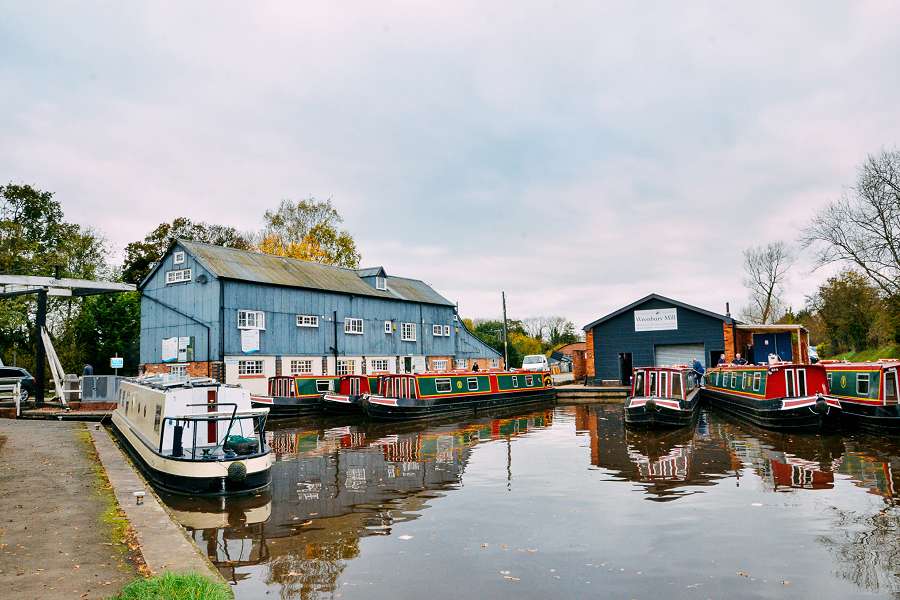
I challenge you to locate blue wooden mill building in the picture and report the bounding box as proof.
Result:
[138,240,501,394]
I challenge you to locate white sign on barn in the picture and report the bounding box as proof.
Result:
[634,308,678,332]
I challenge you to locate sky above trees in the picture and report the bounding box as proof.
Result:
[2,2,899,328]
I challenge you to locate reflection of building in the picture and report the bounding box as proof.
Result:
[838,447,900,502]
[174,410,552,597]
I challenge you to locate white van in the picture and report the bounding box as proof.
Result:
[521,355,549,372]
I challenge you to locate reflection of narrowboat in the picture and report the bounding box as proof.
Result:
[822,361,900,432]
[322,375,381,414]
[362,370,555,420]
[703,364,841,431]
[112,376,273,495]
[250,375,339,417]
[625,365,701,428]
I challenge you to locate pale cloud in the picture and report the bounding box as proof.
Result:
[1,1,899,329]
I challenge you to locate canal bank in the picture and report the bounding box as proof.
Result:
[0,419,225,598]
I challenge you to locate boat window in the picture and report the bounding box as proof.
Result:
[435,378,452,393]
[349,378,360,396]
[649,372,657,396]
[659,372,668,397]
[786,370,796,397]
[797,369,807,397]
[857,373,871,397]
[753,372,762,392]
[633,372,645,396]
[467,377,479,391]
[525,375,534,386]
[512,376,519,388]
[731,373,738,388]
[153,405,162,432]
[316,380,332,393]
[672,373,682,398]
[886,372,898,405]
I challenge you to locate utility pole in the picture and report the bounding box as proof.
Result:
[501,291,509,369]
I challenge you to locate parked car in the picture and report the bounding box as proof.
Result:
[521,355,550,372]
[0,366,36,402]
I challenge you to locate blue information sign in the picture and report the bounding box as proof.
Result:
[110,357,124,369]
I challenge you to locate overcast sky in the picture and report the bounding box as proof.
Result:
[2,2,898,328]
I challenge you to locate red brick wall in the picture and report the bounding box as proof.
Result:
[141,361,221,379]
[585,330,595,380]
[572,350,587,380]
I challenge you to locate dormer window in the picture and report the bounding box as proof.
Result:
[375,276,387,290]
[173,251,185,265]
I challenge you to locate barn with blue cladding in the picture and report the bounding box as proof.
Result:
[138,240,501,395]
[582,294,734,385]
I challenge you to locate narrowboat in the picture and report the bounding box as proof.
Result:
[322,374,381,414]
[822,361,900,432]
[111,376,273,495]
[362,370,555,421]
[624,365,702,428]
[250,375,340,417]
[703,363,841,431]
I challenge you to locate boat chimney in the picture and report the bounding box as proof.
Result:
[725,302,731,318]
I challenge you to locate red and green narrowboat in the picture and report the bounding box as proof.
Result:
[250,375,339,417]
[625,365,702,429]
[823,361,900,432]
[703,363,841,431]
[362,370,555,421]
[322,375,381,414]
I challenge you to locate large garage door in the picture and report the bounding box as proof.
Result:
[655,343,705,367]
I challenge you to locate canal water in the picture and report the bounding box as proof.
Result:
[161,404,900,599]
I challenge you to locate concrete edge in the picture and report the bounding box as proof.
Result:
[87,425,226,586]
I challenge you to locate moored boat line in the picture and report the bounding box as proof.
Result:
[702,363,841,432]
[821,360,900,432]
[624,365,702,429]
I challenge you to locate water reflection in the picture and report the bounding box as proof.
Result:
[161,404,900,599]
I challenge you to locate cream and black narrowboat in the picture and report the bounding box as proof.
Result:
[362,370,555,421]
[703,363,841,431]
[625,365,702,428]
[112,376,273,495]
[250,375,340,417]
[823,361,900,432]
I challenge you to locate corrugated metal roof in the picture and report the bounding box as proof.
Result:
[179,240,454,306]
[356,267,385,278]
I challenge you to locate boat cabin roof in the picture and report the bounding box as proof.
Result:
[820,360,900,370]
[126,375,229,391]
[634,365,694,373]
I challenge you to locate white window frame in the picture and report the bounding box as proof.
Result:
[296,315,319,328]
[456,358,467,369]
[165,268,192,285]
[857,373,871,396]
[753,372,762,392]
[169,364,187,378]
[435,378,452,393]
[238,359,264,375]
[375,275,387,291]
[337,359,356,375]
[433,359,448,372]
[444,325,451,337]
[290,359,313,375]
[731,373,738,388]
[490,358,499,368]
[238,310,265,330]
[316,379,333,393]
[370,359,389,372]
[512,375,519,388]
[401,322,416,342]
[467,377,479,391]
[173,251,185,265]
[344,318,364,335]
[432,324,443,337]
[384,321,393,334]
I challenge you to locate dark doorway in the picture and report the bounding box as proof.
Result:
[618,353,633,386]
[403,356,413,374]
[710,350,724,367]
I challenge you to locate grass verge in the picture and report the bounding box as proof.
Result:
[827,344,900,362]
[76,427,148,575]
[109,572,232,600]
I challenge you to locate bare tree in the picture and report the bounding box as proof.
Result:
[741,242,793,323]
[521,317,549,340]
[803,149,900,298]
